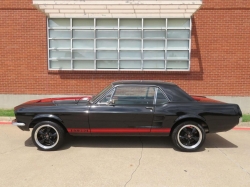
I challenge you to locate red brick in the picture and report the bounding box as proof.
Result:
[0,0,250,96]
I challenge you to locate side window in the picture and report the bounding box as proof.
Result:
[112,86,155,105]
[156,89,169,105]
[146,87,155,98]
[98,89,114,104]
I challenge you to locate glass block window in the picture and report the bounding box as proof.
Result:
[48,18,191,70]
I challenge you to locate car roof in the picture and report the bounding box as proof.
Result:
[112,80,176,87]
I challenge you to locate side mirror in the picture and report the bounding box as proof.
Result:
[107,99,115,106]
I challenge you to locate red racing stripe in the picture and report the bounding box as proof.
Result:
[67,128,90,133]
[3,124,249,131]
[151,128,171,133]
[67,128,171,133]
[91,128,150,133]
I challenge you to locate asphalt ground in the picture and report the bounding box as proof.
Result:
[0,123,250,187]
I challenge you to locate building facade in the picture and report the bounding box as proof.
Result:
[0,0,250,112]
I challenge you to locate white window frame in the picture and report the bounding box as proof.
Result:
[47,18,191,71]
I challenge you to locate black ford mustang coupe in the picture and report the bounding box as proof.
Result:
[13,81,242,152]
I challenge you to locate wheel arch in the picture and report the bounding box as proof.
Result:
[29,114,67,133]
[170,116,209,136]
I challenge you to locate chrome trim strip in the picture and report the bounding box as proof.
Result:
[12,120,25,127]
[154,87,158,105]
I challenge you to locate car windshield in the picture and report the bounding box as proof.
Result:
[90,84,112,103]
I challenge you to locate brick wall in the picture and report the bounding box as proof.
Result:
[0,0,249,96]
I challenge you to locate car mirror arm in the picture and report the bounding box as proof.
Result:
[107,99,115,106]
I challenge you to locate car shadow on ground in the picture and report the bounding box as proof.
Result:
[24,133,237,152]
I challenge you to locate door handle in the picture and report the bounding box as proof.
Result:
[145,107,154,110]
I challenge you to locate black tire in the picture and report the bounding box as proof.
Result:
[31,121,65,151]
[171,121,206,152]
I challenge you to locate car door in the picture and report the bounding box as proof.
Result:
[151,87,172,134]
[88,85,155,135]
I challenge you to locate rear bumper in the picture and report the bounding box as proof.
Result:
[239,117,242,123]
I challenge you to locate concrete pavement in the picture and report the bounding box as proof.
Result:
[0,124,250,187]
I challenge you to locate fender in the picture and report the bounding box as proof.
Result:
[32,114,63,123]
[174,114,206,124]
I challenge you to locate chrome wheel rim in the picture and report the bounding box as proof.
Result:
[34,125,59,150]
[177,125,202,149]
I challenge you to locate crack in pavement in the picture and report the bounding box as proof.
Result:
[217,148,250,177]
[124,137,143,187]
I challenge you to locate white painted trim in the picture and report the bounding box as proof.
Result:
[33,0,202,18]
[33,1,202,5]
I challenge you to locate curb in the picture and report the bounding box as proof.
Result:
[0,117,14,125]
[233,127,250,131]
[238,122,250,127]
[0,122,11,125]
[0,117,15,122]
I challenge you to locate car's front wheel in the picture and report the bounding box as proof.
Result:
[31,121,65,151]
[171,121,206,152]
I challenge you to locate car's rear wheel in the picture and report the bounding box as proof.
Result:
[171,121,206,152]
[31,121,65,151]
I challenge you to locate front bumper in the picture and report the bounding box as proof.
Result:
[12,119,25,127]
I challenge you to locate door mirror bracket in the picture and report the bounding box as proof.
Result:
[107,99,115,106]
